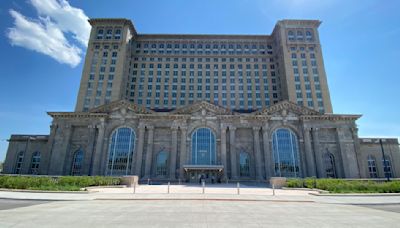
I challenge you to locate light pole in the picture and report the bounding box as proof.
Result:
[379,139,390,182]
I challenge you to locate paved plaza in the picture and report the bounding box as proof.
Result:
[1,184,400,227]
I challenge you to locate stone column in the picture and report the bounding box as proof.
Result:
[220,125,228,180]
[92,121,105,175]
[311,128,324,178]
[262,124,273,179]
[337,127,360,178]
[83,125,96,175]
[49,124,72,175]
[179,127,187,179]
[229,126,238,179]
[169,127,178,180]
[135,124,146,177]
[303,127,316,177]
[44,123,58,174]
[351,127,361,178]
[144,126,154,178]
[253,127,263,180]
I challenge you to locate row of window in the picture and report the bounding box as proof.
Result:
[132,63,275,70]
[132,57,274,63]
[367,155,393,178]
[96,28,122,40]
[13,150,84,176]
[287,30,314,42]
[14,130,393,179]
[135,42,273,51]
[14,151,40,175]
[136,50,273,55]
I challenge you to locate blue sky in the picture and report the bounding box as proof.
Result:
[0,0,399,161]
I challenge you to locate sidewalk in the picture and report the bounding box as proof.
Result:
[1,183,400,206]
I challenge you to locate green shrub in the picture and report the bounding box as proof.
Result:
[286,178,304,188]
[285,178,400,193]
[0,175,121,191]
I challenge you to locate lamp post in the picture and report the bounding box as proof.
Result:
[379,139,390,182]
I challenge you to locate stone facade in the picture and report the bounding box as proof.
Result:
[4,100,399,180]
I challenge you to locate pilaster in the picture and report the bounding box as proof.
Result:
[220,125,228,180]
[92,120,105,175]
[83,125,96,175]
[311,127,324,178]
[49,124,72,175]
[253,126,263,180]
[303,127,316,177]
[134,123,146,177]
[229,126,237,179]
[169,126,178,180]
[179,126,187,179]
[262,124,273,179]
[144,126,154,178]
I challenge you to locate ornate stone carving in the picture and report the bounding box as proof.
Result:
[171,100,234,115]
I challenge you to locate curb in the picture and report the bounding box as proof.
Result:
[93,198,315,203]
[309,192,400,197]
[0,188,90,194]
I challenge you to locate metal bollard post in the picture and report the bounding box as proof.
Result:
[147,178,150,185]
[168,182,170,194]
[272,184,275,196]
[133,183,136,194]
[237,182,240,195]
[179,178,181,185]
[202,181,205,194]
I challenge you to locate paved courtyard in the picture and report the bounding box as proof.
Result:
[1,184,400,227]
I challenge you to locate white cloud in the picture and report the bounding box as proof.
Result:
[6,0,90,68]
[30,0,90,46]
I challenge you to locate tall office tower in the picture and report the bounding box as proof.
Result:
[272,20,332,113]
[75,19,332,113]
[75,19,136,112]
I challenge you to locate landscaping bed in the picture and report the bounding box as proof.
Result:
[286,178,400,193]
[0,175,121,191]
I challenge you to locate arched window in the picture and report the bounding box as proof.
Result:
[14,151,24,174]
[29,151,41,175]
[272,128,300,177]
[156,151,168,177]
[382,156,393,178]
[191,128,216,165]
[297,31,303,40]
[239,152,250,177]
[324,152,336,178]
[367,155,378,178]
[71,150,84,176]
[306,31,313,41]
[288,31,295,41]
[106,127,135,176]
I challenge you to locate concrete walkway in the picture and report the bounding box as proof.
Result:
[1,183,400,205]
[1,184,400,227]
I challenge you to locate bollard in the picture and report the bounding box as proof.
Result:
[237,182,240,195]
[133,183,136,194]
[179,178,181,185]
[202,181,205,194]
[147,178,150,185]
[168,182,170,194]
[272,183,275,196]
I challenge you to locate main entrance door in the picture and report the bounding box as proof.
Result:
[183,165,224,183]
